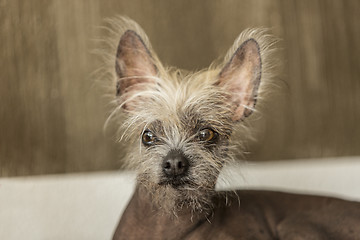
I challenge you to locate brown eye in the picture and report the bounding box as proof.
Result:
[198,128,217,142]
[142,130,157,146]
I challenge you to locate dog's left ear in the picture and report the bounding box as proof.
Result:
[216,39,261,121]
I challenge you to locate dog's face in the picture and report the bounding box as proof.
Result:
[114,29,262,213]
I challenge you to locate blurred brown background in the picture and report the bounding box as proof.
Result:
[0,0,359,177]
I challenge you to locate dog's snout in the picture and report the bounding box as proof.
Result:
[162,150,189,177]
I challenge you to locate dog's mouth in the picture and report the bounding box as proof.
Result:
[158,177,190,188]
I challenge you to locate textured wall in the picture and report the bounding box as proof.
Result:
[1,0,359,176]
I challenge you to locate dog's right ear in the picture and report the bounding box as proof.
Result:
[115,30,158,111]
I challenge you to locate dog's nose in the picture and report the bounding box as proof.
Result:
[162,150,189,177]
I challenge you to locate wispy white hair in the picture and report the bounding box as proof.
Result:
[94,16,279,164]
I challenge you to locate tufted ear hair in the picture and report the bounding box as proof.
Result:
[216,39,262,121]
[115,30,158,111]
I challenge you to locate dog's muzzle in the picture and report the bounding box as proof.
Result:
[161,149,189,186]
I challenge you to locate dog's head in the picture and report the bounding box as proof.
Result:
[107,18,272,213]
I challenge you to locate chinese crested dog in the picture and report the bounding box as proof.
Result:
[99,17,360,240]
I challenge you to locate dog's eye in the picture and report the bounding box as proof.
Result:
[198,128,217,142]
[142,130,157,146]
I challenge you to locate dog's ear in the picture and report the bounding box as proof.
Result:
[115,30,157,111]
[216,39,261,121]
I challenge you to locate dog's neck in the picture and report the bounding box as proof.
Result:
[113,184,211,239]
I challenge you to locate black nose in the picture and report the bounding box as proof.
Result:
[162,150,189,177]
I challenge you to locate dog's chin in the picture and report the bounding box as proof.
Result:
[156,179,217,214]
[137,173,216,214]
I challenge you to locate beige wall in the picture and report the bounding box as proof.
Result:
[1,0,359,176]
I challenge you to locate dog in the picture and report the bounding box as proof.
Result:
[103,17,360,239]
